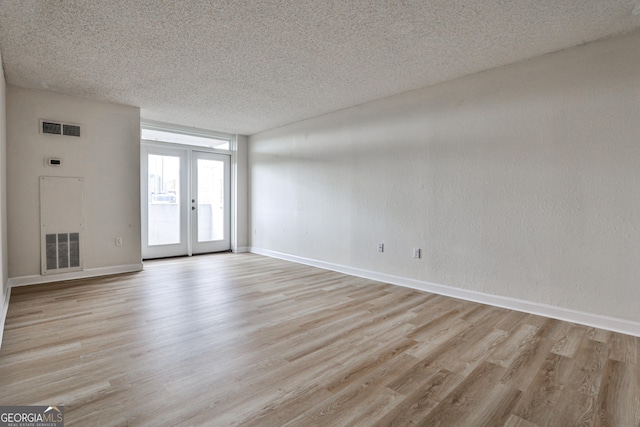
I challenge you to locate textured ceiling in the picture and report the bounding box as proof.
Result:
[1,1,639,135]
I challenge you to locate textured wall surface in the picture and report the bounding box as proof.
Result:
[0,53,7,302]
[7,87,141,278]
[235,135,250,250]
[249,31,640,322]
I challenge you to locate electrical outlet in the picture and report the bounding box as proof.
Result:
[378,242,384,253]
[115,237,123,246]
[413,248,421,258]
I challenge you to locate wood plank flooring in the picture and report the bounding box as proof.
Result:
[0,253,639,426]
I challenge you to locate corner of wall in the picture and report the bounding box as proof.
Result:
[0,287,10,350]
[0,50,8,347]
[233,135,249,250]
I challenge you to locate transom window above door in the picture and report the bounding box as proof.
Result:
[141,125,231,151]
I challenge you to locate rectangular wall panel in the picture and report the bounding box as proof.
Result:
[40,177,84,275]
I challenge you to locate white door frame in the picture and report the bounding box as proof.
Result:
[191,150,231,254]
[141,141,232,259]
[141,144,189,259]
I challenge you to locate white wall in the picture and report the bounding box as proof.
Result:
[249,30,640,324]
[7,87,141,279]
[234,134,249,251]
[0,53,8,314]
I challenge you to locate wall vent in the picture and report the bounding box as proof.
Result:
[45,233,81,270]
[42,121,62,135]
[40,176,84,275]
[40,120,81,137]
[63,124,81,137]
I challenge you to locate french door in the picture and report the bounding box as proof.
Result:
[190,151,230,254]
[142,144,230,259]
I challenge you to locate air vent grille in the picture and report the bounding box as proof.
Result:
[45,232,81,270]
[42,121,62,135]
[40,120,82,137]
[63,124,81,137]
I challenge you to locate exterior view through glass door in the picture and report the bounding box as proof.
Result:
[142,144,230,259]
[192,151,230,254]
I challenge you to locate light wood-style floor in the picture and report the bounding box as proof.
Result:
[1,254,639,426]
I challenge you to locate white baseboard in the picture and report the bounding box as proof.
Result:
[233,246,250,253]
[7,263,144,288]
[0,287,10,351]
[250,247,640,337]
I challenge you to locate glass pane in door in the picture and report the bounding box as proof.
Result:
[147,154,181,245]
[197,158,225,242]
